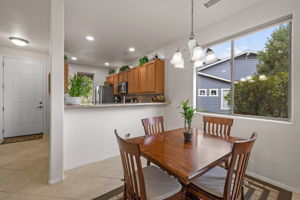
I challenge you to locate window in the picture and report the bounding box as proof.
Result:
[77,72,94,104]
[196,17,291,119]
[209,89,219,97]
[198,89,207,96]
[221,89,230,110]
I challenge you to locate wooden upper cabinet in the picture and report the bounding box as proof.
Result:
[106,75,114,86]
[118,71,128,83]
[139,59,164,94]
[112,74,119,95]
[128,67,140,94]
[64,63,69,93]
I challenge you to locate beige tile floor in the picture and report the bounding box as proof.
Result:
[0,135,299,200]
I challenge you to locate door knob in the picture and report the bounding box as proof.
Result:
[37,106,43,108]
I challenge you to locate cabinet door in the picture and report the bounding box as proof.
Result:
[106,75,113,86]
[139,64,147,93]
[128,67,140,94]
[146,62,156,93]
[113,74,119,95]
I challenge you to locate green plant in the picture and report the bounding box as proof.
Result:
[108,69,116,75]
[119,65,130,73]
[68,74,93,98]
[64,55,68,62]
[179,100,197,133]
[139,56,149,65]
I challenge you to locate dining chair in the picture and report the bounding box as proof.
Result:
[141,116,164,136]
[115,130,183,200]
[203,116,234,137]
[187,132,257,200]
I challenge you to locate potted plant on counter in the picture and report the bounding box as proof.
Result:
[179,100,196,142]
[67,74,93,105]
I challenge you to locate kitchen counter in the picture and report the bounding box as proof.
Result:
[64,102,170,109]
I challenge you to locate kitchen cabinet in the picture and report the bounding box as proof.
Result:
[106,75,113,86]
[112,74,119,95]
[64,63,68,93]
[128,67,140,94]
[118,71,128,83]
[139,59,164,94]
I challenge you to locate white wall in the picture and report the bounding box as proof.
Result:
[68,63,108,86]
[144,0,300,192]
[64,105,166,170]
[0,47,50,138]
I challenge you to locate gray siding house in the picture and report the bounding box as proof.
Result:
[196,51,258,114]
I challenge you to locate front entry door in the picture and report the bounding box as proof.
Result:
[3,57,44,138]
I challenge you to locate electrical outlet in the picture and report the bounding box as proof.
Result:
[125,133,130,138]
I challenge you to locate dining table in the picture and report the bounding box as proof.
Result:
[127,128,242,185]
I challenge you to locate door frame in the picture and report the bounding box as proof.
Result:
[0,55,46,140]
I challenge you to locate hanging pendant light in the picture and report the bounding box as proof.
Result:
[205,48,218,64]
[194,59,204,68]
[192,42,205,61]
[170,49,184,68]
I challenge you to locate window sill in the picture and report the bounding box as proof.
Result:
[196,111,293,125]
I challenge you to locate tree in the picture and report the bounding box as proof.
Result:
[256,24,290,75]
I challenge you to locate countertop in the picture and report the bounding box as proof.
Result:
[64,102,170,109]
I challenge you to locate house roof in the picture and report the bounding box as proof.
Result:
[198,51,257,72]
[198,72,238,83]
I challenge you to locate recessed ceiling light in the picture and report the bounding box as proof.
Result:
[9,37,29,46]
[86,36,94,41]
[71,57,78,61]
[129,47,135,52]
[104,62,109,66]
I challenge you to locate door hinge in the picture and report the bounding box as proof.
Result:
[2,84,4,90]
[2,107,4,112]
[2,62,3,67]
[2,129,4,134]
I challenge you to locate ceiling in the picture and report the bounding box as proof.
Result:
[0,0,50,53]
[0,0,264,68]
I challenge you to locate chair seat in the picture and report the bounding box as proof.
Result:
[191,166,228,198]
[143,166,182,200]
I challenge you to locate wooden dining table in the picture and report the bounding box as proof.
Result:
[127,128,242,185]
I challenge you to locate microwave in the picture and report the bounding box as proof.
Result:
[118,82,128,94]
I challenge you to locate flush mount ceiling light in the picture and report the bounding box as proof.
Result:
[9,37,29,46]
[71,57,78,61]
[104,62,109,66]
[170,0,217,68]
[128,47,135,52]
[86,36,94,41]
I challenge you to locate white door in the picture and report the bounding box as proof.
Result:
[3,57,44,138]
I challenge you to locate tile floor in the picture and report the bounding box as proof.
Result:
[0,135,299,200]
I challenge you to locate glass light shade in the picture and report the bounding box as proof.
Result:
[188,38,197,58]
[170,50,183,66]
[194,60,204,68]
[191,44,205,61]
[174,58,184,68]
[205,48,218,64]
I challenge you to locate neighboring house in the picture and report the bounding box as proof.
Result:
[196,51,258,114]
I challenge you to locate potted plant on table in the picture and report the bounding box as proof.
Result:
[67,74,93,105]
[179,100,197,142]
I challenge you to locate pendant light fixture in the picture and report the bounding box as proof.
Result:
[170,0,218,68]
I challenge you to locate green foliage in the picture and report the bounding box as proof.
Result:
[68,74,93,98]
[139,56,149,65]
[108,69,116,75]
[179,100,197,133]
[256,24,290,75]
[225,72,288,118]
[119,65,130,73]
[64,55,68,62]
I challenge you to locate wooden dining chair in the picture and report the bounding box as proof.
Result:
[141,116,164,136]
[203,116,234,137]
[115,130,183,200]
[187,132,257,200]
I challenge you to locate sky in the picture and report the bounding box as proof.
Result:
[210,22,288,59]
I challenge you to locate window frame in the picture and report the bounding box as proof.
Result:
[194,15,292,122]
[198,89,207,97]
[220,88,230,110]
[209,89,219,97]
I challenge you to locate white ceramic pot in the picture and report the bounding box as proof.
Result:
[67,97,81,105]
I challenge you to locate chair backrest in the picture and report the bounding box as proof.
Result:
[141,116,164,136]
[115,130,147,200]
[203,116,234,137]
[224,132,257,200]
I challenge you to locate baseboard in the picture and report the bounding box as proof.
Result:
[48,175,65,185]
[246,171,300,194]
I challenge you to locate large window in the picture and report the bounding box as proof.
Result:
[196,18,291,120]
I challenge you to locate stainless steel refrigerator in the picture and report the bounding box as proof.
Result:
[94,86,114,104]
